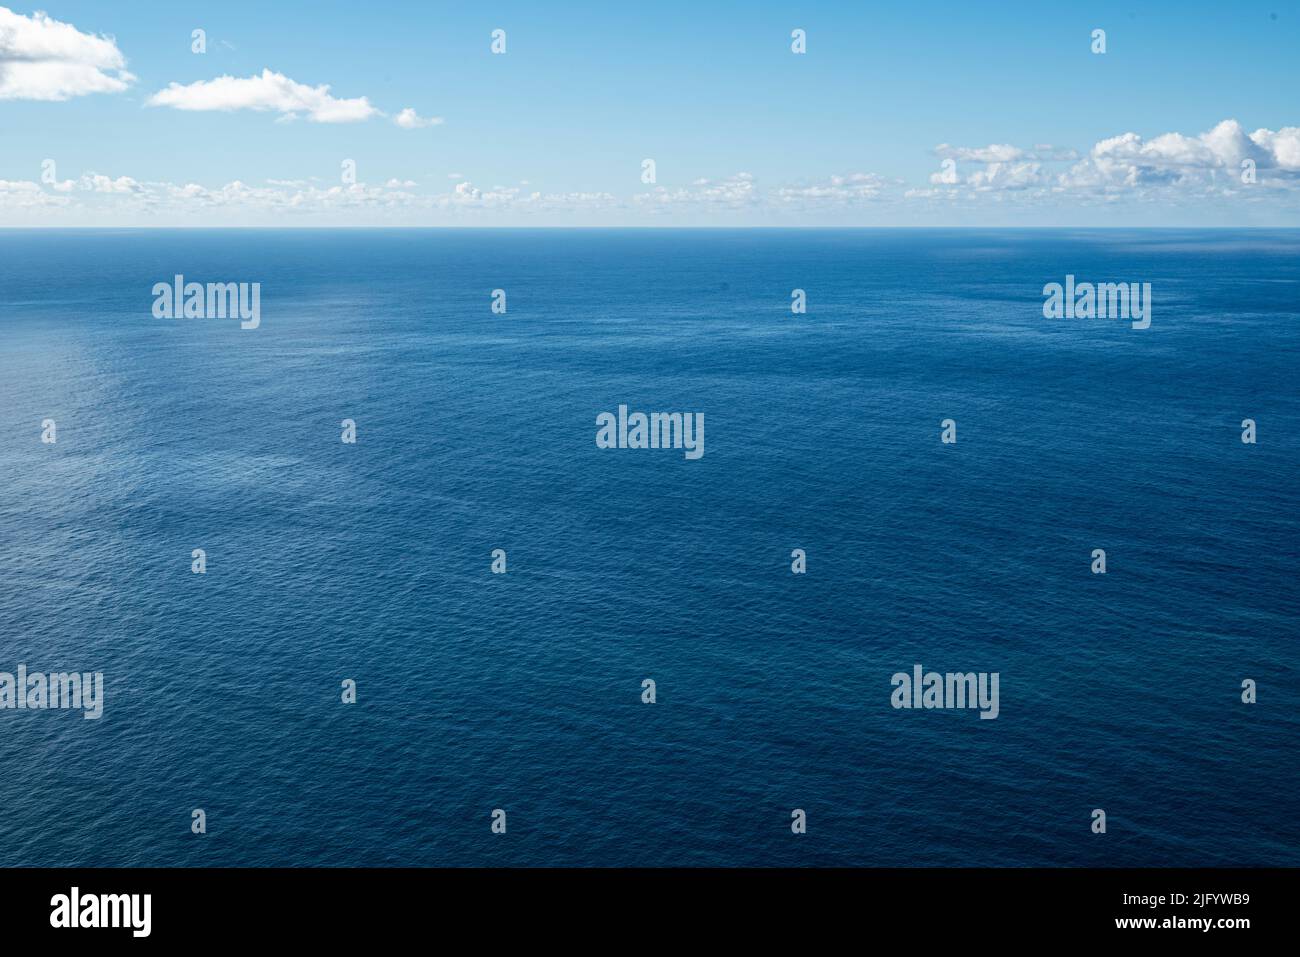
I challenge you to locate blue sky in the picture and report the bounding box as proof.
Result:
[2,1,1298,225]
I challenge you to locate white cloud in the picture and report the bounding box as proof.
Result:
[0,168,894,222]
[1249,126,1300,171]
[0,177,73,208]
[1031,145,1081,162]
[394,107,442,129]
[934,143,1078,164]
[79,173,142,193]
[965,162,1050,191]
[635,172,757,207]
[3,170,622,219]
[935,143,1026,164]
[1060,120,1300,191]
[19,125,1300,224]
[776,172,894,202]
[0,6,133,100]
[923,120,1300,200]
[147,68,378,122]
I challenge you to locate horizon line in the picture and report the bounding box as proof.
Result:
[1,224,1297,231]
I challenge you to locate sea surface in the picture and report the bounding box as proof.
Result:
[0,228,1296,867]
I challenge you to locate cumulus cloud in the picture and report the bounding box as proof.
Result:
[0,168,890,221]
[11,172,620,219]
[1031,145,1081,162]
[79,172,142,194]
[147,68,378,122]
[20,125,1300,224]
[635,172,757,207]
[923,120,1300,200]
[776,172,895,202]
[963,161,1051,191]
[393,107,442,129]
[934,143,1078,164]
[1248,126,1300,171]
[442,181,590,208]
[167,179,416,209]
[934,143,1027,164]
[1040,120,1300,199]
[927,143,1079,190]
[0,177,74,208]
[1064,120,1299,189]
[0,6,133,100]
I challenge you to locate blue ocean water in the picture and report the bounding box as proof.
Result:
[0,228,1296,867]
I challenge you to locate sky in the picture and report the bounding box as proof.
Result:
[1,0,1298,226]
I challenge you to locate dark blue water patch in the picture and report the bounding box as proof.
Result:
[0,228,1296,866]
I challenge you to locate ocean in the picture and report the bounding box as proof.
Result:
[0,228,1296,866]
